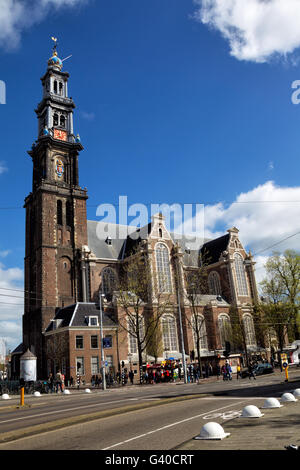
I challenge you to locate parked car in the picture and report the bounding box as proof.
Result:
[253,363,274,376]
[240,362,274,378]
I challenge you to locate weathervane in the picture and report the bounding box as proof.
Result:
[51,36,58,54]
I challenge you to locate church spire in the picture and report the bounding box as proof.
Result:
[48,36,63,71]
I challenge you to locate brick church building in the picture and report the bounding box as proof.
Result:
[17,44,262,381]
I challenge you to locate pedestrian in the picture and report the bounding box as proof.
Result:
[222,364,227,381]
[216,363,221,380]
[70,376,74,387]
[47,372,54,393]
[129,370,134,385]
[55,370,63,393]
[248,362,256,380]
[178,367,182,381]
[61,372,65,391]
[226,363,232,380]
[236,363,241,380]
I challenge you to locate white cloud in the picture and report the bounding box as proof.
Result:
[0,0,88,50]
[177,180,300,284]
[0,260,23,352]
[80,111,96,121]
[193,0,300,63]
[0,162,8,174]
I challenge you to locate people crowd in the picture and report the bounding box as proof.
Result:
[46,357,270,392]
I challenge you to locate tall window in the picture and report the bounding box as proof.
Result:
[208,271,222,295]
[76,335,83,349]
[234,253,248,296]
[91,357,99,375]
[66,200,72,227]
[102,268,117,298]
[76,357,84,375]
[243,314,256,346]
[57,200,63,225]
[192,314,208,350]
[161,315,178,351]
[218,314,231,349]
[156,243,172,293]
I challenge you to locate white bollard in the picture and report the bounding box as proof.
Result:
[194,422,230,440]
[261,397,282,409]
[240,405,264,418]
[280,392,297,403]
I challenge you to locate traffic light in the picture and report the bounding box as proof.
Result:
[223,341,231,358]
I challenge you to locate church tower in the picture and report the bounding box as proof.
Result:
[23,40,88,377]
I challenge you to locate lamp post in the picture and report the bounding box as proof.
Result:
[99,290,106,391]
[175,247,187,384]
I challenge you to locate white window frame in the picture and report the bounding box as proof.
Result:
[155,243,172,293]
[234,252,248,296]
[161,314,178,352]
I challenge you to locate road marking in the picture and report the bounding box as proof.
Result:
[102,401,246,450]
[0,398,141,425]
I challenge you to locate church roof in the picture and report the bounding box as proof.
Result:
[87,220,229,267]
[200,234,230,264]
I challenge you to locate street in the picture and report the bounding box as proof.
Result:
[0,368,299,451]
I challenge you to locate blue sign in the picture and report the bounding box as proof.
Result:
[103,337,112,349]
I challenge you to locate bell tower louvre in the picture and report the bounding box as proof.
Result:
[23,40,88,377]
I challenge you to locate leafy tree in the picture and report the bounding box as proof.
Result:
[261,250,300,340]
[115,248,172,378]
[181,250,210,377]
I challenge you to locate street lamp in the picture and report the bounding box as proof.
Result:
[99,290,106,391]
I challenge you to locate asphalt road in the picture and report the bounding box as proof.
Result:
[0,368,299,451]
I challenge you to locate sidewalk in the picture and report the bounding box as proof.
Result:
[178,383,300,450]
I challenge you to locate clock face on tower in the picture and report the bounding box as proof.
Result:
[54,128,67,141]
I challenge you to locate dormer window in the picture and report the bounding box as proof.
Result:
[88,316,99,327]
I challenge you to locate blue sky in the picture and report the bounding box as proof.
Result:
[0,0,300,350]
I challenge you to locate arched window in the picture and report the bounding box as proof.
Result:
[101,267,117,298]
[59,82,63,96]
[53,113,59,127]
[60,115,66,128]
[54,80,58,94]
[57,200,63,226]
[243,314,256,346]
[159,228,163,238]
[58,257,72,297]
[218,314,231,349]
[66,200,72,227]
[192,314,208,350]
[156,243,172,293]
[161,315,178,351]
[234,253,248,296]
[208,271,222,295]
